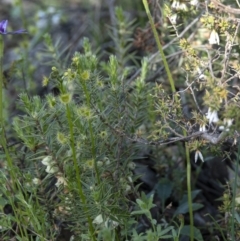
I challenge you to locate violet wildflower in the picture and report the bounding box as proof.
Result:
[0,20,27,35]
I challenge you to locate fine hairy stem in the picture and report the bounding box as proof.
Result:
[66,104,96,241]
[81,79,101,185]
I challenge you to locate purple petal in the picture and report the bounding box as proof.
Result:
[7,29,28,34]
[0,20,8,34]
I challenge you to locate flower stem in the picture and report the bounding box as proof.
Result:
[66,104,96,241]
[185,137,194,241]
[142,0,176,95]
[231,143,240,240]
[81,80,100,185]
[0,35,3,124]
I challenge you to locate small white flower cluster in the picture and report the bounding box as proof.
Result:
[41,156,67,188]
[171,1,188,11]
[199,108,234,133]
[206,108,219,124]
[196,108,234,163]
[169,0,198,25]
[55,175,67,188]
[41,156,59,174]
[93,214,119,228]
[219,118,234,132]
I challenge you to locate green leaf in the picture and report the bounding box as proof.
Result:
[174,202,204,216]
[179,190,202,205]
[234,211,240,223]
[155,178,173,203]
[157,225,173,236]
[180,225,203,241]
[131,210,148,216]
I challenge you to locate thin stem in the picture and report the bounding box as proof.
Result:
[0,35,3,124]
[81,80,100,184]
[0,35,18,191]
[185,136,194,241]
[142,0,176,95]
[66,104,96,241]
[231,143,240,240]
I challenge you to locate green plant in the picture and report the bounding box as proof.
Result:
[1,1,240,240]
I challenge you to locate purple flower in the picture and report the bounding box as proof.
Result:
[0,20,27,35]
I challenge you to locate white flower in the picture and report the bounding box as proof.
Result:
[45,165,59,174]
[171,0,180,9]
[42,156,59,174]
[178,3,187,11]
[104,157,111,165]
[128,162,136,170]
[197,68,206,80]
[206,108,219,124]
[195,150,204,163]
[219,118,234,132]
[93,214,103,225]
[105,218,119,228]
[55,176,67,187]
[169,14,178,25]
[208,30,220,45]
[171,1,187,11]
[41,156,53,166]
[190,0,199,6]
[233,137,237,145]
[235,197,240,204]
[199,124,206,132]
[32,178,41,185]
[199,74,206,80]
